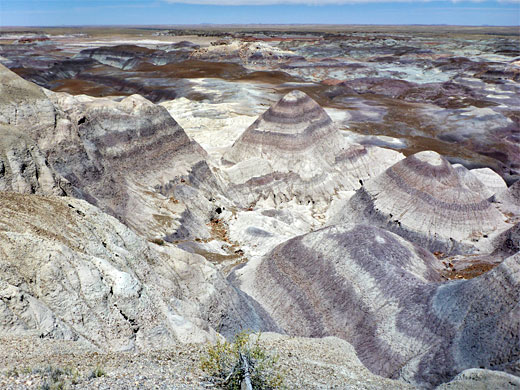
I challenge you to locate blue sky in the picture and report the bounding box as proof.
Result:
[1,0,519,27]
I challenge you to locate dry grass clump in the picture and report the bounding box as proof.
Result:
[201,331,284,389]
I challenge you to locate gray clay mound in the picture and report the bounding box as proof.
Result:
[0,64,226,241]
[337,150,509,254]
[224,90,346,166]
[222,90,402,206]
[238,224,520,388]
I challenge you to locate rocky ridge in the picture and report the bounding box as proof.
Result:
[0,191,279,348]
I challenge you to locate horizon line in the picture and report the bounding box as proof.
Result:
[1,23,519,28]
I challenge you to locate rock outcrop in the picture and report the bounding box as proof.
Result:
[0,63,57,137]
[0,191,207,349]
[44,91,222,240]
[0,124,68,195]
[0,63,226,242]
[234,224,520,387]
[334,151,509,254]
[0,191,275,349]
[222,90,403,207]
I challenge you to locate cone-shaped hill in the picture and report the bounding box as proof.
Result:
[224,90,345,170]
[335,150,509,254]
[222,90,403,207]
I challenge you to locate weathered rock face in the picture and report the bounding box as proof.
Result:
[222,90,403,207]
[0,191,207,349]
[0,124,68,196]
[335,151,509,254]
[0,64,225,242]
[44,91,221,240]
[0,191,275,349]
[496,179,520,218]
[235,224,520,387]
[0,63,57,137]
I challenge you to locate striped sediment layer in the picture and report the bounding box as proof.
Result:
[44,92,220,241]
[224,90,346,169]
[236,224,519,388]
[0,64,223,241]
[339,150,509,254]
[50,93,205,186]
[223,90,403,206]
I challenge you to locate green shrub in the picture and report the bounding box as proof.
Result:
[89,365,106,379]
[201,331,284,389]
[40,367,65,390]
[6,368,19,378]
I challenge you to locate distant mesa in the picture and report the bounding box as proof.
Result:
[75,44,190,70]
[235,223,520,387]
[222,90,403,207]
[191,40,298,64]
[334,150,510,254]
